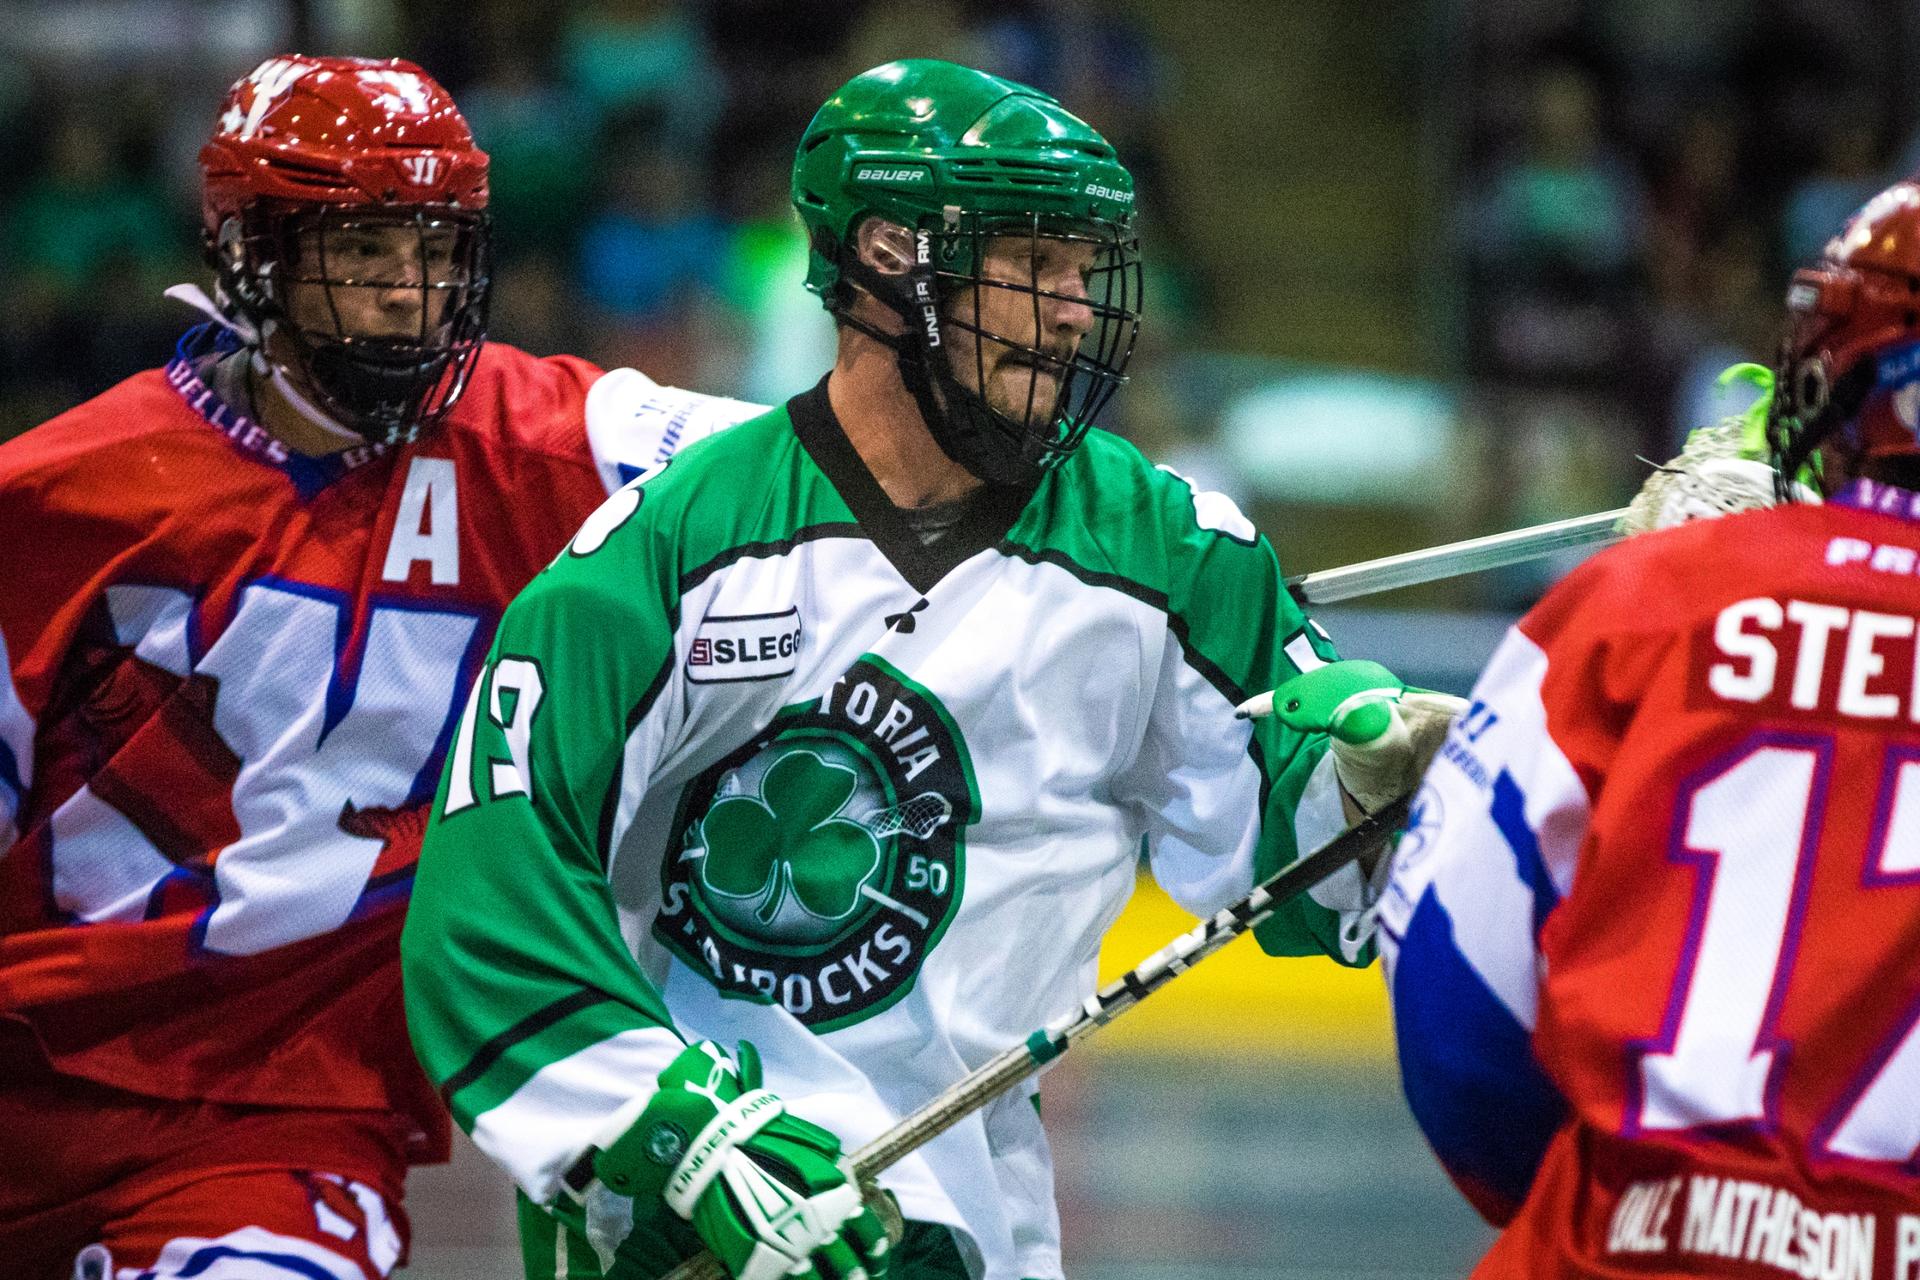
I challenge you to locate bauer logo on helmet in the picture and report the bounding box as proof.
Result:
[855,166,930,184]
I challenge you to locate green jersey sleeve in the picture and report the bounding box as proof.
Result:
[402,484,687,1204]
[1092,453,1360,965]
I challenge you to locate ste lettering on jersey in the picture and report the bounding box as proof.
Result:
[0,334,663,1165]
[1381,486,1920,1280]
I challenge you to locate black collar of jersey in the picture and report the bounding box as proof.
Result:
[787,374,1037,594]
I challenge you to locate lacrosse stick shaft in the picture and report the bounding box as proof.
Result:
[1287,508,1627,605]
[660,793,1413,1280]
[855,790,1408,1171]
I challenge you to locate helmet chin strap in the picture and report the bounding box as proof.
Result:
[834,241,1042,489]
[833,250,965,438]
[164,282,363,449]
[253,343,365,447]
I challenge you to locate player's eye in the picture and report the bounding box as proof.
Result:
[982,255,1025,284]
[336,236,387,260]
[1037,249,1093,294]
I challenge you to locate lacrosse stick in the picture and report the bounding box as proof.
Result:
[1287,508,1628,605]
[661,791,1414,1280]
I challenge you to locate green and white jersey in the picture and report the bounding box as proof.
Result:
[404,380,1364,1280]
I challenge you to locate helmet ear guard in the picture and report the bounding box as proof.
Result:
[857,219,919,278]
[1769,344,1868,501]
[823,215,942,362]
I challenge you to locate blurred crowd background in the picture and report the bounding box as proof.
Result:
[10,3,1913,1276]
[8,0,1918,616]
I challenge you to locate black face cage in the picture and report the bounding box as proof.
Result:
[924,212,1141,484]
[218,205,492,445]
[1769,340,1872,501]
[1768,347,1826,502]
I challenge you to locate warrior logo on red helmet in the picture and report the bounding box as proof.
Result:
[401,156,444,187]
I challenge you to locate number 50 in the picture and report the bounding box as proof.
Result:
[905,854,948,896]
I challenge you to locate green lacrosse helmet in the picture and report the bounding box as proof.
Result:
[791,59,1142,486]
[794,60,1137,298]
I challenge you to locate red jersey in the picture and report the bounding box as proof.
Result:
[1381,479,1920,1279]
[0,324,755,1163]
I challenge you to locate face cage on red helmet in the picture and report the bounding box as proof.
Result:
[1766,267,1920,500]
[215,203,492,445]
[1767,344,1840,501]
[919,213,1141,486]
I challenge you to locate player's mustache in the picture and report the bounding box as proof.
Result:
[998,346,1077,372]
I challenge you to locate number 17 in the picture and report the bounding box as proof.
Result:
[1628,734,1920,1166]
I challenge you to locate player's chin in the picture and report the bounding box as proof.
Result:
[350,317,444,342]
[986,369,1065,426]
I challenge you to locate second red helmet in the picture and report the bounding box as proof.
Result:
[198,55,492,444]
[1772,181,1920,492]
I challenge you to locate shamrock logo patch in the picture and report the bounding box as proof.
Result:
[658,656,976,1029]
[694,750,885,945]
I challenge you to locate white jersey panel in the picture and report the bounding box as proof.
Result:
[1379,626,1569,1026]
[472,1025,687,1203]
[1132,642,1262,917]
[597,540,1198,1280]
[583,369,765,495]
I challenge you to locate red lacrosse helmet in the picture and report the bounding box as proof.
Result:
[1771,181,1920,493]
[198,55,492,444]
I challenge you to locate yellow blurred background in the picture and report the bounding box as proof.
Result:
[1094,874,1393,1062]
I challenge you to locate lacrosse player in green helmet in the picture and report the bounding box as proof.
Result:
[404,59,1455,1280]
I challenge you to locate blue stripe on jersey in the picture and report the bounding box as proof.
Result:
[1392,887,1567,1224]
[155,1243,346,1279]
[1490,769,1562,937]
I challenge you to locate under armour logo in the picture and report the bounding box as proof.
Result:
[400,155,442,186]
[883,599,929,633]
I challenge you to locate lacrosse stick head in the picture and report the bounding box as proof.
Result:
[1771,180,1920,496]
[1618,418,1814,536]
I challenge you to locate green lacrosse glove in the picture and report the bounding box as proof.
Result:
[590,1041,890,1280]
[1237,660,1465,815]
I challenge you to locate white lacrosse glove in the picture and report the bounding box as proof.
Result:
[1619,364,1818,536]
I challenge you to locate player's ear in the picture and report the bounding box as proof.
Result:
[853,218,916,279]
